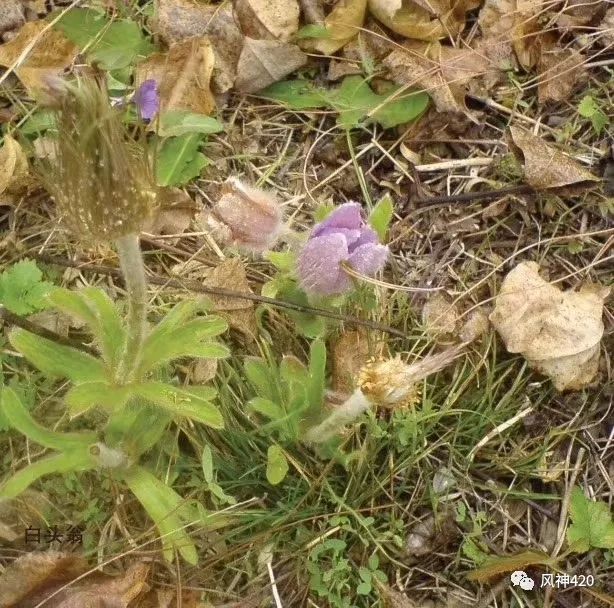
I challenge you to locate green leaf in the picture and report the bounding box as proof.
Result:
[294,24,332,39]
[64,382,131,416]
[307,338,326,413]
[248,397,285,421]
[0,449,96,499]
[356,581,371,595]
[9,329,107,383]
[368,194,394,241]
[0,260,53,315]
[20,110,57,135]
[266,444,289,485]
[56,9,154,70]
[155,134,208,186]
[567,487,614,552]
[133,382,224,428]
[158,110,224,137]
[265,251,297,272]
[138,317,228,374]
[279,355,309,388]
[0,386,96,450]
[244,357,275,401]
[207,481,237,505]
[260,80,327,109]
[49,287,125,370]
[276,281,327,338]
[358,567,372,583]
[122,466,198,564]
[201,445,214,483]
[578,95,599,117]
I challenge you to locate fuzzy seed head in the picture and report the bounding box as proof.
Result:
[39,76,159,243]
[358,357,421,409]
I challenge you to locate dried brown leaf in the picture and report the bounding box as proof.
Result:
[154,0,243,93]
[0,21,77,97]
[421,293,459,341]
[136,37,216,116]
[384,41,485,114]
[537,48,586,104]
[190,357,218,383]
[369,0,478,42]
[599,7,614,46]
[466,550,554,582]
[490,262,609,390]
[0,0,24,37]
[0,134,30,204]
[331,328,371,392]
[305,0,367,55]
[233,0,300,41]
[142,187,198,240]
[234,37,307,93]
[508,126,600,189]
[376,582,419,608]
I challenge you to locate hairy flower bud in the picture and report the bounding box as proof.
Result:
[211,177,282,252]
[39,76,158,243]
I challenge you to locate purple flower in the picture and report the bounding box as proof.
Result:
[297,202,389,296]
[134,79,159,120]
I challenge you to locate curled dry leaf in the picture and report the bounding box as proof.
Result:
[233,0,300,41]
[537,47,586,104]
[421,293,459,342]
[0,21,77,97]
[136,37,216,116]
[384,41,488,114]
[490,262,610,391]
[235,37,307,93]
[304,0,367,55]
[0,134,29,204]
[369,0,478,42]
[154,0,243,93]
[508,126,600,190]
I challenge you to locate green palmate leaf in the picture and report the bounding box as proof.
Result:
[133,382,223,428]
[567,487,614,552]
[248,397,285,421]
[158,110,224,137]
[9,329,106,383]
[0,449,97,498]
[155,134,208,186]
[122,466,198,564]
[56,9,154,70]
[64,382,131,417]
[368,194,394,241]
[138,317,228,374]
[49,287,126,369]
[0,260,53,315]
[266,444,289,485]
[0,386,96,450]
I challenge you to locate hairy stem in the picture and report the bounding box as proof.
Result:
[304,389,372,444]
[115,233,147,383]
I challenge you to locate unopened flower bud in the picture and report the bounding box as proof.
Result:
[211,177,282,252]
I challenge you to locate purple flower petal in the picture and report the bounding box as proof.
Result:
[297,234,351,296]
[349,225,378,252]
[312,202,363,238]
[347,243,389,277]
[134,79,159,120]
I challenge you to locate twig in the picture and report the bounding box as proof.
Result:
[414,158,494,172]
[412,184,535,207]
[32,254,409,339]
[0,305,98,356]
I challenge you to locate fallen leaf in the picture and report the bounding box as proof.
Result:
[475,0,517,70]
[234,38,307,94]
[375,582,419,607]
[537,48,586,104]
[369,0,478,42]
[136,37,216,116]
[598,7,614,46]
[0,21,77,97]
[489,262,610,390]
[458,309,490,343]
[191,357,218,383]
[508,126,600,189]
[0,134,30,203]
[233,0,300,41]
[305,0,367,55]
[154,0,243,93]
[466,550,555,582]
[557,0,607,29]
[384,41,485,114]
[421,293,459,342]
[331,328,371,392]
[142,187,198,240]
[0,0,24,38]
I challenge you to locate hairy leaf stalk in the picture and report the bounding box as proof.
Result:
[115,234,147,384]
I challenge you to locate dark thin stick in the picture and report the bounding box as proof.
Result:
[0,306,98,356]
[412,184,536,207]
[33,254,409,339]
